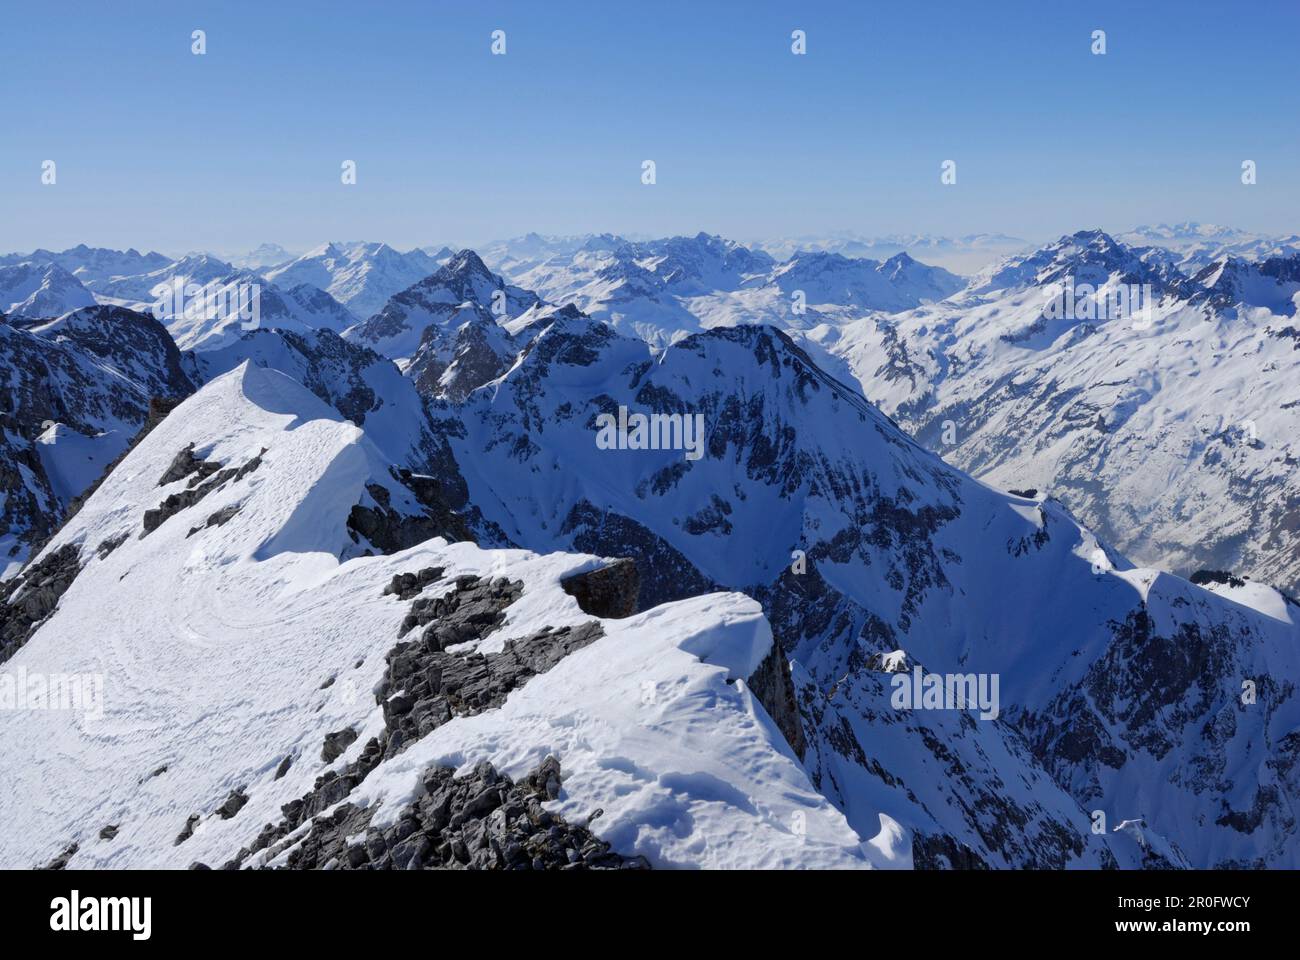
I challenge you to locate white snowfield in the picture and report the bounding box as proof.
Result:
[0,363,874,870]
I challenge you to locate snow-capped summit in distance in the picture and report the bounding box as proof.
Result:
[345,249,539,360]
[0,261,97,319]
[750,232,1031,273]
[226,243,298,271]
[1118,222,1300,272]
[262,242,445,320]
[492,232,965,347]
[0,244,174,290]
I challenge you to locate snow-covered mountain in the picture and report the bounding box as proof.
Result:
[1118,222,1300,272]
[0,360,871,870]
[498,233,963,347]
[414,309,1300,867]
[345,250,539,360]
[154,271,358,352]
[263,242,442,320]
[0,306,195,576]
[227,243,296,271]
[0,245,174,291]
[752,232,1030,274]
[93,253,237,306]
[812,229,1300,597]
[0,262,98,319]
[6,229,1300,872]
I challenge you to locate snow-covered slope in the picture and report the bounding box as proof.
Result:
[420,308,1300,867]
[812,229,1300,597]
[154,271,358,352]
[92,253,236,306]
[0,362,871,870]
[264,242,441,320]
[0,262,98,319]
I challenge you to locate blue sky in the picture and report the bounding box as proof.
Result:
[2,0,1297,255]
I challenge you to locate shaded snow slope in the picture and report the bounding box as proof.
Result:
[430,309,1300,867]
[812,230,1300,597]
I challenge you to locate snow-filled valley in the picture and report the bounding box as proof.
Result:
[4,224,1300,870]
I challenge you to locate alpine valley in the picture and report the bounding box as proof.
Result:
[2,225,1299,871]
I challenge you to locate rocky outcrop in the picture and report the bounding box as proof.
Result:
[561,501,719,611]
[346,470,474,554]
[0,543,80,666]
[745,640,807,760]
[224,572,610,869]
[560,559,640,618]
[142,447,263,536]
[281,756,648,871]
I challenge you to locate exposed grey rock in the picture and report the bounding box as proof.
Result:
[187,503,241,537]
[283,756,648,871]
[347,471,474,554]
[225,575,607,869]
[560,559,640,618]
[40,842,78,870]
[382,565,445,601]
[99,825,119,841]
[746,640,808,760]
[157,443,220,487]
[217,788,249,820]
[142,448,263,536]
[0,543,81,666]
[561,501,720,610]
[320,727,359,764]
[174,814,200,846]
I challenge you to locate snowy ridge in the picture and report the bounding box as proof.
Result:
[0,363,869,870]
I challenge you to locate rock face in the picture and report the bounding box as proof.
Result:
[142,448,263,536]
[560,559,640,618]
[224,572,610,869]
[346,473,473,554]
[0,544,80,666]
[745,641,807,760]
[282,757,648,871]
